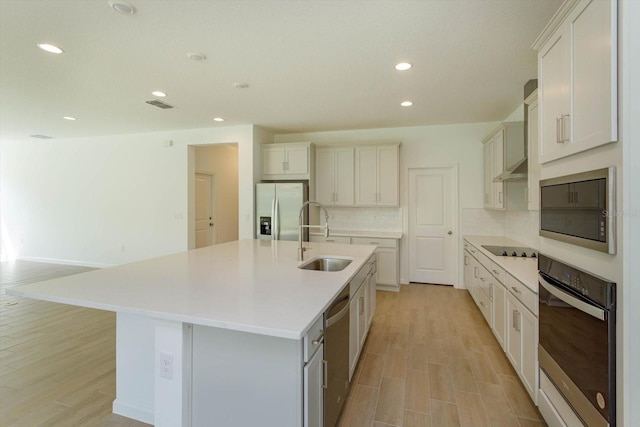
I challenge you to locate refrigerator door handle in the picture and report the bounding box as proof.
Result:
[274,198,279,240]
[271,198,276,240]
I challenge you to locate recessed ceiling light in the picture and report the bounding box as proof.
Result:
[395,62,412,71]
[151,91,167,97]
[108,0,137,15]
[213,117,225,122]
[233,83,249,89]
[187,52,206,62]
[37,43,64,54]
[401,101,413,107]
[63,116,76,121]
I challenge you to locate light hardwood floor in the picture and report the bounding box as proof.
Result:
[1,260,544,427]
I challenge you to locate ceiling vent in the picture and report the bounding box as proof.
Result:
[30,134,54,139]
[145,99,174,109]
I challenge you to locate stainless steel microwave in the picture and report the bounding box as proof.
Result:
[539,167,616,254]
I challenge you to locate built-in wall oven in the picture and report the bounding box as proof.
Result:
[538,254,616,426]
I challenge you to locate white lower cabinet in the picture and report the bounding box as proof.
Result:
[375,247,398,287]
[349,281,366,379]
[464,239,539,405]
[304,342,324,427]
[505,282,539,403]
[492,280,506,350]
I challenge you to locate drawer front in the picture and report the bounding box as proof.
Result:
[467,244,480,259]
[506,273,537,316]
[477,264,493,300]
[351,237,397,248]
[309,235,351,244]
[303,315,324,363]
[489,261,506,284]
[463,240,470,251]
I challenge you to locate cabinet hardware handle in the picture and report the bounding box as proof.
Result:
[492,269,499,275]
[480,301,485,307]
[474,267,478,279]
[480,277,486,282]
[312,332,324,345]
[511,286,521,294]
[513,310,521,332]
[464,256,468,266]
[322,360,328,389]
[359,297,364,315]
[498,191,503,204]
[562,114,571,142]
[574,191,579,203]
[556,116,563,143]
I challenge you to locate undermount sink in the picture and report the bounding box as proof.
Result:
[298,257,352,272]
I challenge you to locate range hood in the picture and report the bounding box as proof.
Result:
[493,157,527,182]
[493,79,537,183]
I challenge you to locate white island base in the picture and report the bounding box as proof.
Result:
[8,240,376,427]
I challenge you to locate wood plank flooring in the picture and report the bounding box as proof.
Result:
[339,284,546,427]
[1,260,544,426]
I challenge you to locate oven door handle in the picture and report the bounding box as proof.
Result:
[538,274,605,320]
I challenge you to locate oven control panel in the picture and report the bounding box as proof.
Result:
[538,253,615,309]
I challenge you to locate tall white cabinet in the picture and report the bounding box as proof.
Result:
[354,145,399,207]
[315,147,354,206]
[525,89,540,211]
[534,0,617,163]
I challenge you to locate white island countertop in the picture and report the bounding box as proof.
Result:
[8,239,376,340]
[463,235,538,293]
[310,229,402,239]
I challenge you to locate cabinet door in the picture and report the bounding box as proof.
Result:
[506,294,522,372]
[377,145,399,206]
[570,0,617,151]
[483,143,493,208]
[367,272,376,327]
[304,343,324,427]
[334,148,354,205]
[463,251,472,291]
[492,132,505,210]
[355,147,378,205]
[349,295,359,379]
[376,248,398,286]
[315,148,335,204]
[526,94,540,210]
[286,146,309,175]
[539,30,570,164]
[357,285,366,345]
[492,281,506,350]
[263,146,286,175]
[520,307,538,402]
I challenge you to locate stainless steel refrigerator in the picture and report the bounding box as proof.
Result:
[256,182,308,241]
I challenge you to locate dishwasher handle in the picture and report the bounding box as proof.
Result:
[325,295,349,328]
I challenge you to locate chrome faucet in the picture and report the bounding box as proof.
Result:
[298,201,330,261]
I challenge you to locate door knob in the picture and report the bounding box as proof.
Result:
[448,231,453,235]
[209,223,213,227]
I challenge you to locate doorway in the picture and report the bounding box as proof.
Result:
[408,166,458,285]
[195,173,216,248]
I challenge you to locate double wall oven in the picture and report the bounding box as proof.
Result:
[538,254,616,427]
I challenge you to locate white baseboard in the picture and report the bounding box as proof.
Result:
[18,256,115,269]
[376,283,400,292]
[112,399,154,425]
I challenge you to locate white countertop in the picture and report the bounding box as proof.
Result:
[311,229,402,239]
[7,240,376,340]
[463,235,538,293]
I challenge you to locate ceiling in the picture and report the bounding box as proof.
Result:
[0,0,562,141]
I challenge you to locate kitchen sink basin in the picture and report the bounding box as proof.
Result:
[298,257,352,272]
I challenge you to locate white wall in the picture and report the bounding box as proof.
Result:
[275,122,498,285]
[195,145,239,244]
[1,125,257,266]
[621,1,639,425]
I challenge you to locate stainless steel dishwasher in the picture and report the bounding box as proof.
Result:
[323,285,350,427]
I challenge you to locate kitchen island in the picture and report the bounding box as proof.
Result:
[8,239,376,427]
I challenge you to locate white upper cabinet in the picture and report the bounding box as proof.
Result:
[534,0,617,164]
[315,147,354,206]
[483,123,525,210]
[525,89,540,210]
[262,142,313,180]
[354,144,399,207]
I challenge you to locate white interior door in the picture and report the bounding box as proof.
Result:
[195,173,215,248]
[409,167,457,285]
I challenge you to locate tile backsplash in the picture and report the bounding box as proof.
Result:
[325,207,402,231]
[462,208,540,249]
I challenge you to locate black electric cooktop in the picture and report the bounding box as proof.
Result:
[481,245,538,258]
